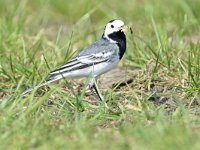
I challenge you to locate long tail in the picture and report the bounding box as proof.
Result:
[22,73,64,96]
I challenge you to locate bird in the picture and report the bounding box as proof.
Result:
[22,19,128,103]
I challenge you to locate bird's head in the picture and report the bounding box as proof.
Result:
[103,19,128,42]
[104,20,128,34]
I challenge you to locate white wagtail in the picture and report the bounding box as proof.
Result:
[23,19,128,102]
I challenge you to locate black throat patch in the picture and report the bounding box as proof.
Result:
[106,31,126,59]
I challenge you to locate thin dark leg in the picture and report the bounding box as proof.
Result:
[89,79,108,108]
[89,82,101,105]
[93,82,103,101]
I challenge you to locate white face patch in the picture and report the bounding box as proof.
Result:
[103,20,125,42]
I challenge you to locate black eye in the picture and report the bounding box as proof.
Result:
[111,24,114,28]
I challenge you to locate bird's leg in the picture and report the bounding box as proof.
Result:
[89,78,108,108]
[89,81,101,105]
[93,80,104,102]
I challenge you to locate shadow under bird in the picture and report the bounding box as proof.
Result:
[23,19,129,102]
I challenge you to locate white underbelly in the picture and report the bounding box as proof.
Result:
[63,61,118,78]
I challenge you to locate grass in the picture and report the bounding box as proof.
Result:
[1,0,200,149]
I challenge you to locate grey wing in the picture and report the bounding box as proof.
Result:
[49,39,118,75]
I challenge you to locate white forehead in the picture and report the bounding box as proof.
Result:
[108,20,124,27]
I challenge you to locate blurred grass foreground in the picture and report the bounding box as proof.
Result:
[0,0,200,149]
